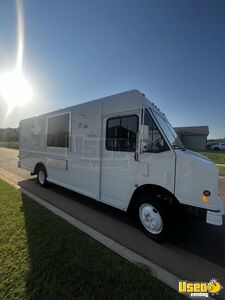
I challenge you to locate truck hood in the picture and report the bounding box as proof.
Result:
[186,150,214,164]
[175,150,220,211]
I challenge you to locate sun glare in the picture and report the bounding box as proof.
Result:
[0,0,33,112]
[0,70,33,107]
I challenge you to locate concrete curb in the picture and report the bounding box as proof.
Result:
[0,174,216,300]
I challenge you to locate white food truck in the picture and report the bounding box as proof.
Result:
[18,90,224,241]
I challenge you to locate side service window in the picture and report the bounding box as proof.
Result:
[144,110,169,153]
[47,113,70,148]
[106,115,138,152]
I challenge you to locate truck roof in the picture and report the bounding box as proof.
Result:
[20,89,166,123]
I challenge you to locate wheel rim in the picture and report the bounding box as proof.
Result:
[38,170,45,185]
[139,203,163,234]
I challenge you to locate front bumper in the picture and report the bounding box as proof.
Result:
[206,198,224,226]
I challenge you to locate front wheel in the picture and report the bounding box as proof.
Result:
[37,166,48,187]
[137,195,170,242]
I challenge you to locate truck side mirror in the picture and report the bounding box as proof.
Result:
[142,125,149,141]
[140,125,149,153]
[141,142,148,152]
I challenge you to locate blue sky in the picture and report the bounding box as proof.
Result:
[0,0,224,138]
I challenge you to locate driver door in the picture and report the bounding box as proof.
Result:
[137,109,176,195]
[100,113,140,209]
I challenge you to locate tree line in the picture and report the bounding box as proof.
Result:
[0,128,19,142]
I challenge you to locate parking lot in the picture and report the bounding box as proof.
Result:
[1,147,225,299]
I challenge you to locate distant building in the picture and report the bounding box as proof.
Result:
[174,126,209,151]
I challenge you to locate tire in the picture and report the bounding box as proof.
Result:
[137,194,170,242]
[214,147,219,151]
[37,166,48,187]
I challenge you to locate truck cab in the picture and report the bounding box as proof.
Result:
[127,96,224,240]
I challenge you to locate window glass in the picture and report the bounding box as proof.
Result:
[151,110,184,149]
[144,110,169,152]
[47,113,70,147]
[106,115,138,152]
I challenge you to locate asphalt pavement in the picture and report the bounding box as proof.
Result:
[1,147,225,299]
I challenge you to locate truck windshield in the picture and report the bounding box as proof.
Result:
[150,109,185,150]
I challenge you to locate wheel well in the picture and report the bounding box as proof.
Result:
[127,184,179,213]
[33,162,46,175]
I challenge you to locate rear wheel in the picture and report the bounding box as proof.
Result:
[37,166,48,187]
[214,147,219,150]
[137,195,170,242]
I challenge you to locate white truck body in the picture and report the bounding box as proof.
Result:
[19,90,224,228]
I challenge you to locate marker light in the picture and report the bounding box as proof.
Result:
[202,190,211,202]
[202,195,209,202]
[203,190,211,197]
